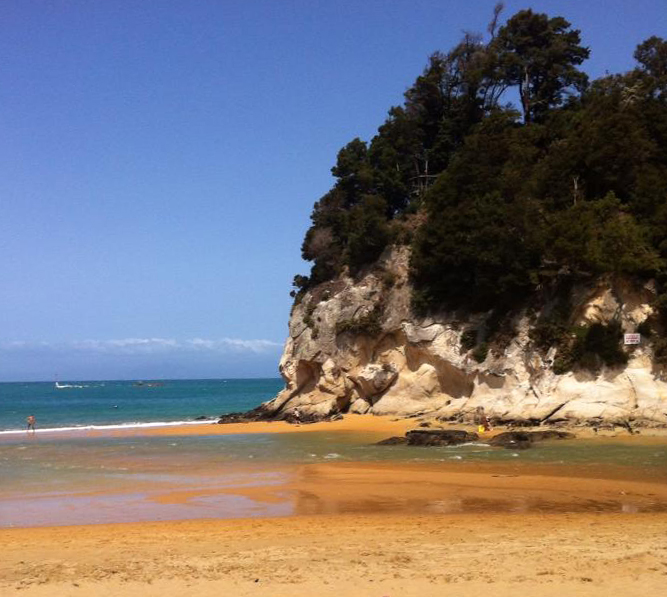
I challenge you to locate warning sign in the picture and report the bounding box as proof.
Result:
[624,333,641,345]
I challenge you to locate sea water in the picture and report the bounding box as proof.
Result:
[0,378,282,433]
[2,429,667,526]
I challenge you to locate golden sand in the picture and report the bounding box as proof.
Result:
[106,413,418,438]
[3,512,667,596]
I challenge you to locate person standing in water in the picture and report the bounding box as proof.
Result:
[26,415,36,433]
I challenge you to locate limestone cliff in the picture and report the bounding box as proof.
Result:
[265,247,667,427]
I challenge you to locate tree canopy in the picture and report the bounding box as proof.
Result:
[293,9,667,325]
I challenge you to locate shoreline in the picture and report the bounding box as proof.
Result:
[3,412,667,443]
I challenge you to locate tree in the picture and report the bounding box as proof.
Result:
[368,106,423,214]
[634,36,667,79]
[492,10,589,123]
[410,110,541,310]
[346,195,392,274]
[295,11,666,318]
[548,193,662,275]
[330,138,374,207]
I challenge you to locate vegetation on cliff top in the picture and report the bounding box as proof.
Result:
[293,6,667,364]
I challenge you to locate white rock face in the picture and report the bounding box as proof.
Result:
[265,247,667,426]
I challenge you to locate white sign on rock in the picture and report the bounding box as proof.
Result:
[624,333,641,345]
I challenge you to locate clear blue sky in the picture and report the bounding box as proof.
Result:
[1,0,665,381]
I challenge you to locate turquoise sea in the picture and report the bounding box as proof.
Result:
[0,378,282,433]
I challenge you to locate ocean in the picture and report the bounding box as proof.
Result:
[0,378,282,434]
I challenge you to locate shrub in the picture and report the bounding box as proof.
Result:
[653,337,667,365]
[335,307,383,337]
[553,322,627,374]
[472,342,489,363]
[583,322,627,367]
[637,320,652,338]
[460,329,478,351]
[379,269,397,290]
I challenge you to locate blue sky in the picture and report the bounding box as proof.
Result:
[0,0,665,381]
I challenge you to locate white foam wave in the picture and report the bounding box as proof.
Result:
[0,419,215,436]
[449,442,492,448]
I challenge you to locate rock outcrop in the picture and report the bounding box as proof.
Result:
[488,430,576,449]
[263,247,667,427]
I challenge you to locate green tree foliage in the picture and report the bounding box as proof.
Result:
[492,9,590,123]
[548,193,661,275]
[553,322,628,374]
[634,36,667,82]
[346,195,392,274]
[295,8,667,338]
[330,139,374,207]
[411,111,544,310]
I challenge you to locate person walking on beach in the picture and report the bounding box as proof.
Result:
[26,415,36,433]
[293,407,301,426]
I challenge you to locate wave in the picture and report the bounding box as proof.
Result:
[0,419,216,436]
[450,442,492,448]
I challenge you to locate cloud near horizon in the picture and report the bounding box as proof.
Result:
[1,337,284,355]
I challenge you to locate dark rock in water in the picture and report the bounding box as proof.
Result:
[489,430,576,449]
[375,436,408,445]
[488,431,533,450]
[218,405,345,426]
[282,411,344,425]
[217,412,251,424]
[529,430,576,442]
[195,415,211,421]
[217,404,277,424]
[405,429,479,446]
[505,419,542,428]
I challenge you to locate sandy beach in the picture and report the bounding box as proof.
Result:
[2,416,667,596]
[3,512,667,596]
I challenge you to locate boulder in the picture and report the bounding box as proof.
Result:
[405,429,479,446]
[350,363,398,399]
[489,430,576,449]
[375,436,408,445]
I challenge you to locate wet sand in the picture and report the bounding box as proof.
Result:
[151,460,667,515]
[2,415,667,595]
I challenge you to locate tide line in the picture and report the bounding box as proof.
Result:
[0,419,216,436]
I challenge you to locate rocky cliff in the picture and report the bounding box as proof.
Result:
[264,247,667,427]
